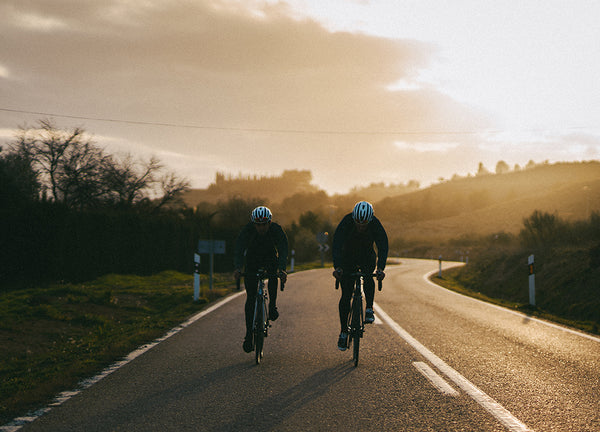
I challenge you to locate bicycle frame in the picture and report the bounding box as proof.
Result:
[253,271,269,364]
[336,270,382,366]
[238,268,284,364]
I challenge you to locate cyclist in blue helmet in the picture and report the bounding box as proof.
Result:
[234,206,288,353]
[332,201,388,351]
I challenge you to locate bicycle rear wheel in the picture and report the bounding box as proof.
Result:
[254,299,265,364]
[352,311,361,366]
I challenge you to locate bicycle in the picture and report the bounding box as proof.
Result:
[336,270,382,366]
[237,268,285,364]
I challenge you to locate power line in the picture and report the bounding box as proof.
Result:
[0,107,597,136]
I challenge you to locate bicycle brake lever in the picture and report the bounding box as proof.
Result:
[378,279,382,291]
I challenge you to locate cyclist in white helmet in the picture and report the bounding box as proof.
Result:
[234,206,288,353]
[332,201,388,351]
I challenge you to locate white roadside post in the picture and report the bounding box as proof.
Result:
[438,255,443,277]
[193,253,201,301]
[290,249,295,272]
[528,254,535,306]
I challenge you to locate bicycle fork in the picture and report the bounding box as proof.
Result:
[253,287,270,337]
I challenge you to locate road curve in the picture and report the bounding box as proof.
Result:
[12,259,600,432]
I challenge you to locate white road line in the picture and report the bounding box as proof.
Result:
[413,362,460,397]
[0,292,245,432]
[374,302,534,432]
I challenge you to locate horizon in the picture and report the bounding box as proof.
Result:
[1,0,599,195]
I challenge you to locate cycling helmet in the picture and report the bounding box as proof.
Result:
[352,201,374,224]
[251,206,272,224]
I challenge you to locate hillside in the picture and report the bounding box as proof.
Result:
[180,161,600,243]
[379,162,600,242]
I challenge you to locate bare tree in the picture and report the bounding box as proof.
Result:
[7,119,190,210]
[154,171,191,210]
[103,154,162,206]
[10,119,106,206]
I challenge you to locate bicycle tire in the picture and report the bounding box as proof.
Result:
[346,308,353,351]
[254,298,264,364]
[352,305,361,366]
[351,280,362,366]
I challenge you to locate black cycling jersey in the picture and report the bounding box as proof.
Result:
[234,221,288,272]
[332,213,388,271]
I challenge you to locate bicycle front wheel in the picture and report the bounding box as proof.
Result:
[351,288,362,367]
[353,329,360,366]
[254,300,265,364]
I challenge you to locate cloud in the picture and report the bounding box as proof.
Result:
[0,0,495,193]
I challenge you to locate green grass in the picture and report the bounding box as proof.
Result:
[0,270,237,425]
[434,248,600,336]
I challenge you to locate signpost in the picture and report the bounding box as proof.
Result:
[193,253,201,301]
[196,239,226,296]
[290,249,295,272]
[528,254,535,306]
[316,232,329,267]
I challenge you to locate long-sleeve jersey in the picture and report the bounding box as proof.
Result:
[332,213,388,271]
[233,222,288,271]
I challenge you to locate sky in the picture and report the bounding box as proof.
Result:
[1,0,600,194]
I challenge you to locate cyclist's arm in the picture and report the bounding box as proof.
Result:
[372,217,389,271]
[233,223,252,271]
[332,214,352,270]
[272,223,289,272]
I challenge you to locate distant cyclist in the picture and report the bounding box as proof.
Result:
[234,206,288,353]
[332,201,388,350]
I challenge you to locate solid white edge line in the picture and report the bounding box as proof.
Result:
[0,291,245,432]
[413,362,459,397]
[374,302,534,432]
[422,268,600,344]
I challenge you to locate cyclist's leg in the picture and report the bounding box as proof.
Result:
[244,275,258,341]
[362,260,376,324]
[266,261,279,319]
[362,261,377,309]
[338,275,353,332]
[363,275,375,309]
[336,274,352,349]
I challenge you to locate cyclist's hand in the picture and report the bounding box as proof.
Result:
[278,270,287,284]
[234,269,241,281]
[376,269,385,281]
[333,268,343,280]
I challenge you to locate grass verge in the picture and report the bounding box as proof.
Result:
[0,270,237,425]
[432,269,600,336]
[0,264,331,425]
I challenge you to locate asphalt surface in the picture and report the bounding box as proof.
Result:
[13,259,600,431]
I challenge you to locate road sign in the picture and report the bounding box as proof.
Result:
[198,239,226,254]
[316,231,329,244]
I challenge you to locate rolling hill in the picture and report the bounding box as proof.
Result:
[179,161,600,243]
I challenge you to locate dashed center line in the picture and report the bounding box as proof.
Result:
[413,361,460,396]
[374,302,534,432]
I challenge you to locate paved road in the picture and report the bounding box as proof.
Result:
[14,259,600,431]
